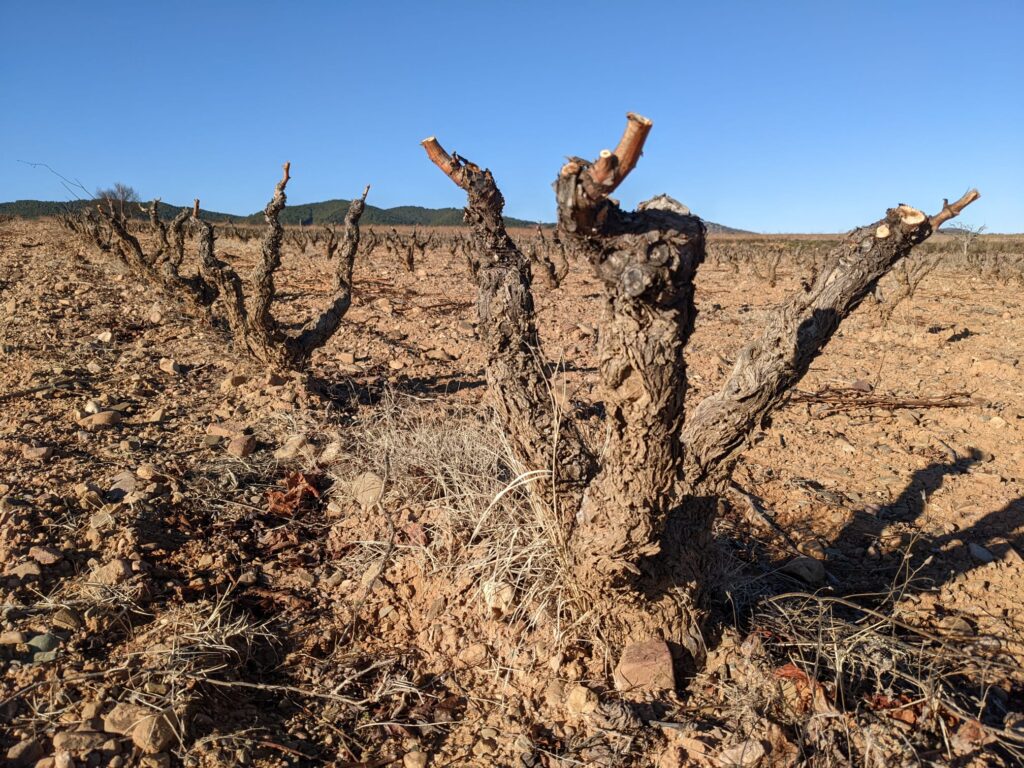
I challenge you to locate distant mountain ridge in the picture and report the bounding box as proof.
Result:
[0,198,749,233]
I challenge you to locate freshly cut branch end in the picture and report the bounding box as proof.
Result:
[896,205,927,226]
[929,188,981,228]
[421,137,467,190]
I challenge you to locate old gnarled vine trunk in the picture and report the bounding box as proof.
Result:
[423,115,979,682]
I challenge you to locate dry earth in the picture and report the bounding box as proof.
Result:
[1,218,1022,767]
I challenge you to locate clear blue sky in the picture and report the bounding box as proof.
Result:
[2,1,1021,232]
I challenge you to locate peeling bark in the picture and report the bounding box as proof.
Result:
[421,138,595,489]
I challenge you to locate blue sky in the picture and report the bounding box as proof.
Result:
[1,1,1020,232]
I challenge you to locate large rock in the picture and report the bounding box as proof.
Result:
[613,640,675,693]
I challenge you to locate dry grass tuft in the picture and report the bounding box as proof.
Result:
[331,389,588,641]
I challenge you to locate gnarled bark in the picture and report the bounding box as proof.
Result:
[682,190,980,492]
[95,199,216,314]
[195,164,369,370]
[426,115,980,682]
[421,138,595,490]
[554,115,707,597]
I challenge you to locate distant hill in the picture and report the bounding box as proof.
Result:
[0,198,749,232]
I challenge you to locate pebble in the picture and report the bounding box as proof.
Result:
[226,434,257,458]
[79,410,122,430]
[968,542,995,564]
[613,639,675,692]
[404,751,429,768]
[780,556,826,585]
[27,632,60,652]
[457,642,488,668]
[29,545,63,565]
[131,711,177,753]
[92,558,132,586]
[158,358,183,375]
[21,445,54,461]
[5,738,43,767]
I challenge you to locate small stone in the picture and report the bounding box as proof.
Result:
[131,711,177,753]
[96,331,114,344]
[6,738,43,767]
[28,632,61,652]
[9,561,42,580]
[226,434,257,459]
[718,739,766,767]
[350,471,384,509]
[145,408,166,424]
[780,556,826,585]
[158,358,183,375]
[93,558,132,586]
[52,607,83,630]
[339,351,356,366]
[274,434,309,460]
[136,463,159,480]
[21,445,54,461]
[457,642,488,668]
[29,545,63,565]
[388,358,406,370]
[613,640,675,693]
[565,684,599,716]
[79,411,122,430]
[103,702,150,735]
[404,751,429,768]
[968,543,995,564]
[0,630,28,644]
[220,373,248,392]
[265,372,288,386]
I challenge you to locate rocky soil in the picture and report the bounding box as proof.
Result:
[1,219,1022,767]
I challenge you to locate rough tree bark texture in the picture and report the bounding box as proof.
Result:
[554,114,707,596]
[681,190,981,492]
[426,115,979,674]
[421,138,595,490]
[98,199,216,313]
[195,164,370,370]
[291,185,369,355]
